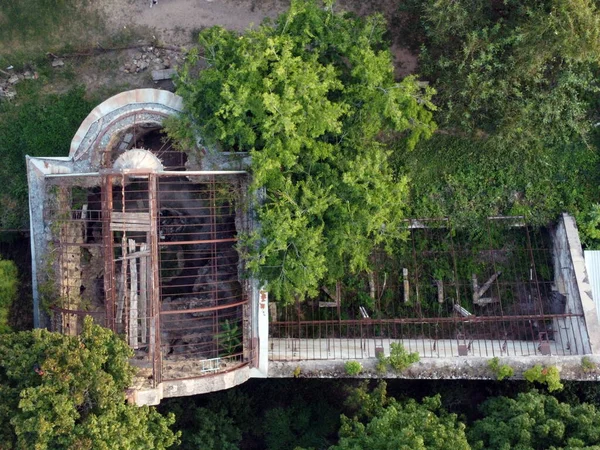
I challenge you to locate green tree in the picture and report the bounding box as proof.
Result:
[173,0,436,304]
[0,316,178,449]
[0,258,18,334]
[331,381,469,450]
[469,390,600,449]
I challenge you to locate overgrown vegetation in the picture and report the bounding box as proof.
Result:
[488,357,514,381]
[523,365,564,392]
[333,382,470,450]
[0,85,94,231]
[582,356,597,373]
[174,0,436,304]
[402,0,600,242]
[376,343,420,373]
[0,317,178,448]
[344,361,362,376]
[0,258,18,334]
[469,390,600,449]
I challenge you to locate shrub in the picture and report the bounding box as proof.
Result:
[377,343,420,373]
[488,357,514,381]
[344,361,363,376]
[582,356,597,373]
[523,365,563,392]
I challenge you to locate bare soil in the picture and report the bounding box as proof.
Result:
[92,0,417,82]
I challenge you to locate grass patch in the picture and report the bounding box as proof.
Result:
[0,0,106,67]
[0,84,95,230]
[396,133,600,232]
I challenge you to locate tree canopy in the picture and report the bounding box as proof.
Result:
[330,381,469,450]
[0,317,178,449]
[469,390,600,449]
[173,0,436,303]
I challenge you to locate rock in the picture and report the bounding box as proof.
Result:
[23,71,34,79]
[138,61,149,71]
[162,59,171,69]
[151,68,177,82]
[8,75,19,84]
[0,87,17,100]
[51,59,64,67]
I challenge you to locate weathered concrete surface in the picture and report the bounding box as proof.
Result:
[553,214,600,354]
[269,355,600,381]
[132,365,251,406]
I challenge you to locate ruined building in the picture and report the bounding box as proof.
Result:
[27,89,600,405]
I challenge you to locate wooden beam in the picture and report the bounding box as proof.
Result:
[111,212,151,232]
[403,268,409,303]
[128,239,138,349]
[477,271,501,298]
[116,239,127,326]
[436,280,444,303]
[139,243,148,345]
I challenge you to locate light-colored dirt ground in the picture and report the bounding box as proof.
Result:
[100,0,289,44]
[96,0,417,74]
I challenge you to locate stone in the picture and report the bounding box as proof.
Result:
[23,71,34,79]
[0,88,17,100]
[138,61,149,71]
[51,59,64,67]
[8,75,19,84]
[151,68,177,82]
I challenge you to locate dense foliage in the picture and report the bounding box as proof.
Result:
[0,317,178,449]
[332,382,470,450]
[399,0,600,239]
[0,85,94,231]
[419,0,600,148]
[159,380,600,450]
[0,258,18,334]
[469,390,600,449]
[174,0,436,303]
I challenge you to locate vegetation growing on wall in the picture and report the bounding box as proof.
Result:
[523,365,564,392]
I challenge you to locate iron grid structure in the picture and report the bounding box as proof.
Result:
[43,170,252,385]
[270,218,588,360]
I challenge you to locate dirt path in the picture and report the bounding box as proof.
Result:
[101,0,289,45]
[98,0,417,74]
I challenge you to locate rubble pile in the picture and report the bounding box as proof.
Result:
[121,46,181,75]
[0,69,38,101]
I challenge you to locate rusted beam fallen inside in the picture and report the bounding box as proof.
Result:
[453,303,473,317]
[319,284,340,308]
[436,280,444,303]
[472,272,502,305]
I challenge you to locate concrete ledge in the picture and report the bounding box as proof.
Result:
[131,365,251,406]
[269,355,600,381]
